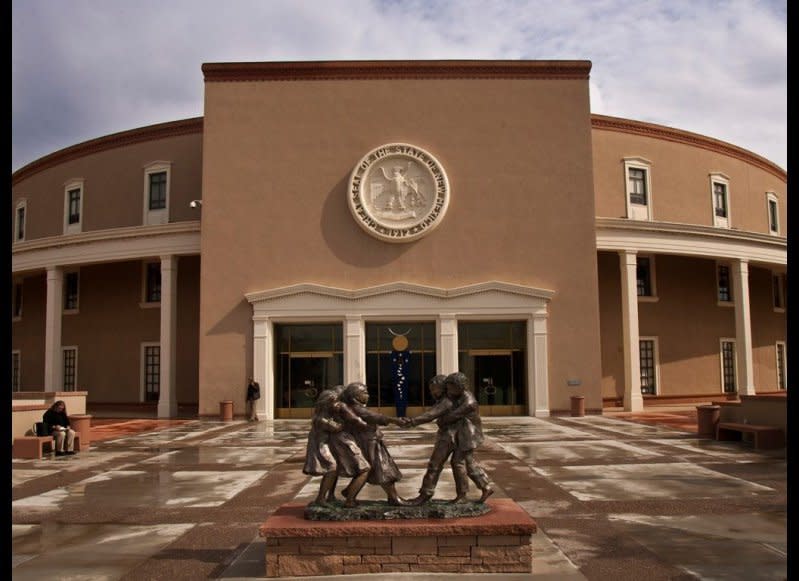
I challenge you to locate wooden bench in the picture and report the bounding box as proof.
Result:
[12,434,81,459]
[716,422,784,450]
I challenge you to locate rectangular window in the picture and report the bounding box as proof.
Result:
[776,343,787,390]
[639,339,657,394]
[773,273,785,310]
[767,193,780,234]
[12,351,21,392]
[144,345,161,402]
[16,204,26,241]
[12,282,23,319]
[629,168,647,205]
[148,172,167,210]
[67,188,81,224]
[637,256,653,297]
[63,347,78,391]
[64,271,79,311]
[713,183,728,218]
[145,262,161,303]
[717,264,732,303]
[721,340,736,393]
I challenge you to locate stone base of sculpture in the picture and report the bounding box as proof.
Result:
[304,499,491,521]
[260,499,536,577]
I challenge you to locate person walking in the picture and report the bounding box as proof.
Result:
[246,377,261,422]
[43,400,77,456]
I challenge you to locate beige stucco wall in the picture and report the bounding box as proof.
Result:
[200,76,602,415]
[11,273,47,390]
[591,128,787,235]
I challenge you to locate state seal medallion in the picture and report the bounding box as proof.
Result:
[348,143,450,243]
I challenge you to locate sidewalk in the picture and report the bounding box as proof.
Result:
[12,410,786,580]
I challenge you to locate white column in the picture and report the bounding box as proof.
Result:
[528,314,550,417]
[253,317,274,420]
[44,266,64,392]
[344,316,365,385]
[732,259,756,395]
[620,250,644,411]
[157,255,178,418]
[436,315,459,375]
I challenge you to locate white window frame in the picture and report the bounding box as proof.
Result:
[772,272,786,313]
[12,278,23,321]
[140,342,161,402]
[143,161,171,226]
[716,261,733,307]
[140,261,162,308]
[624,157,653,221]
[14,199,27,243]
[63,179,85,235]
[766,192,780,235]
[775,342,787,391]
[63,268,80,314]
[639,336,660,395]
[719,338,737,394]
[709,173,731,228]
[636,254,658,302]
[62,346,79,391]
[12,350,21,392]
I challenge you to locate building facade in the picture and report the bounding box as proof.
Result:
[11,60,787,419]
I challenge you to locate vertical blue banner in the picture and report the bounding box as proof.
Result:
[391,349,410,417]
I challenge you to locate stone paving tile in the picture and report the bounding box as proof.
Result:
[500,439,663,465]
[141,447,295,467]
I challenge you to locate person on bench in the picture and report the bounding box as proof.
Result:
[43,400,77,456]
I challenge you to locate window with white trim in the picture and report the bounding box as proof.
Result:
[143,162,171,225]
[12,280,23,321]
[64,270,80,313]
[775,342,787,390]
[766,192,780,235]
[14,200,27,242]
[12,350,21,392]
[772,272,786,311]
[63,346,78,391]
[624,157,653,221]
[63,180,84,234]
[636,255,657,300]
[720,339,736,394]
[710,173,730,228]
[639,337,658,395]
[716,263,733,305]
[142,343,161,402]
[141,261,161,305]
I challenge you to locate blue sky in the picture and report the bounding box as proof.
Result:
[12,0,786,171]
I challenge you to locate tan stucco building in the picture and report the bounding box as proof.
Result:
[11,60,787,419]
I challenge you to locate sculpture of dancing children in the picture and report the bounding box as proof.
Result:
[403,372,494,504]
[338,382,407,506]
[303,386,370,507]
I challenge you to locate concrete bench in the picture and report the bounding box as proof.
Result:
[12,434,82,459]
[716,422,784,450]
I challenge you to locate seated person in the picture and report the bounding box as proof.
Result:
[43,400,77,456]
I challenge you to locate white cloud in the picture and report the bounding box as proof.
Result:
[12,0,786,171]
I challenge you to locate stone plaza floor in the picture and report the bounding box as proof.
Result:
[11,410,787,580]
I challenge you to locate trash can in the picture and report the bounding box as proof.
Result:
[696,404,720,438]
[570,395,585,417]
[69,414,92,451]
[220,400,234,422]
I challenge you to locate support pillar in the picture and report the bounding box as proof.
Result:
[44,266,64,392]
[253,317,274,420]
[344,316,365,385]
[158,255,178,418]
[528,314,550,417]
[620,250,644,411]
[437,315,459,375]
[732,259,755,395]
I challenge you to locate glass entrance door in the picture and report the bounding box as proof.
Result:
[474,353,513,407]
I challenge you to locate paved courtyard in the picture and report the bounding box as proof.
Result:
[12,411,787,580]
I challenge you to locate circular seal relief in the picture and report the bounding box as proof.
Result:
[348,143,450,243]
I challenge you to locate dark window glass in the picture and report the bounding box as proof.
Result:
[148,172,167,210]
[776,344,786,390]
[773,275,784,309]
[63,348,77,391]
[629,168,647,205]
[714,183,728,218]
[145,345,160,401]
[13,283,23,318]
[12,352,21,392]
[768,199,779,232]
[16,206,25,240]
[146,263,161,302]
[718,265,731,302]
[64,272,79,310]
[722,341,736,393]
[636,257,652,296]
[639,340,656,394]
[68,189,81,224]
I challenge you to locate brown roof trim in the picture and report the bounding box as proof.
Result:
[12,117,204,185]
[591,114,786,181]
[202,60,592,82]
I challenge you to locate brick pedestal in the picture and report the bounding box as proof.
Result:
[259,499,536,577]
